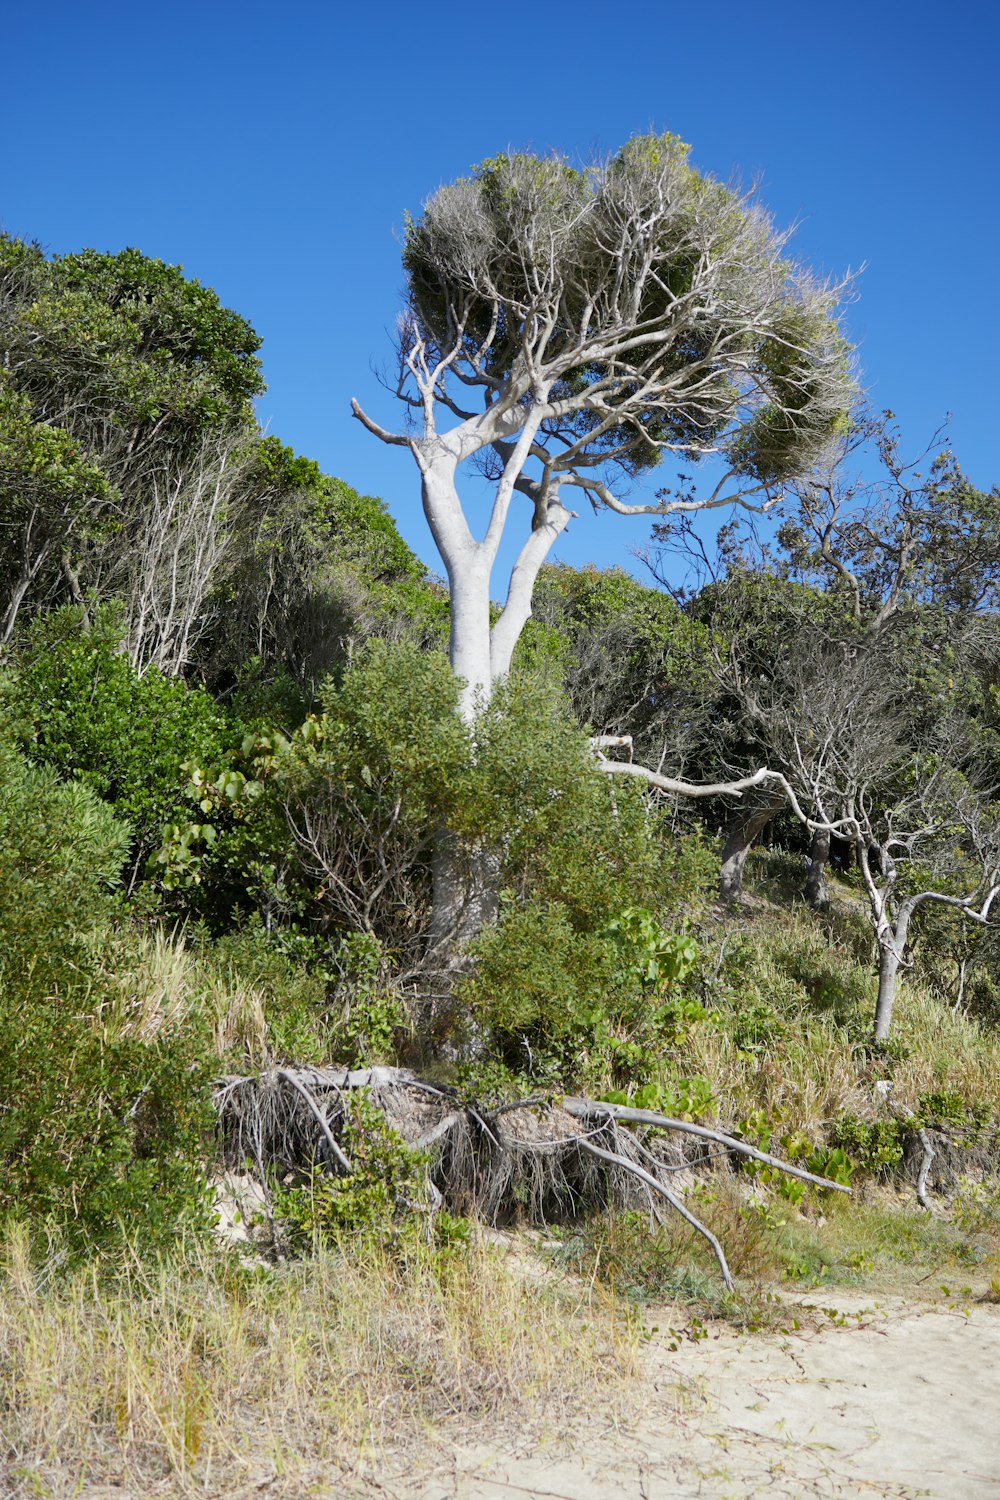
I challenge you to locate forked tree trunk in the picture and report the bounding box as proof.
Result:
[719,792,785,902]
[421,462,570,961]
[804,828,831,909]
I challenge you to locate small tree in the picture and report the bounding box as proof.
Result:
[353,135,852,721]
[653,414,1000,905]
[734,624,1000,1040]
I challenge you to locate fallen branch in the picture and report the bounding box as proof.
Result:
[896,1104,937,1212]
[915,1132,935,1212]
[213,1068,851,1288]
[562,1099,852,1194]
[275,1068,353,1174]
[574,1136,735,1290]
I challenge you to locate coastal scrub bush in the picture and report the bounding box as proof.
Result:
[274,1094,436,1252]
[458,897,706,1091]
[0,739,213,1253]
[5,606,234,880]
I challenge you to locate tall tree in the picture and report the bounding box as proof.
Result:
[353,135,853,722]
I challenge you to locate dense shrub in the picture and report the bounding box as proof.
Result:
[457,897,705,1090]
[0,740,213,1253]
[5,606,235,877]
[204,922,405,1067]
[274,1095,436,1252]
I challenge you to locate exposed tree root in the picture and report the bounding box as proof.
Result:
[213,1065,850,1287]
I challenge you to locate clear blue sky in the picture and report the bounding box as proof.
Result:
[4,0,998,587]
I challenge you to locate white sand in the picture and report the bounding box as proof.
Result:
[394,1292,1000,1499]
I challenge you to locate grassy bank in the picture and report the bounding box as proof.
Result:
[0,1224,637,1498]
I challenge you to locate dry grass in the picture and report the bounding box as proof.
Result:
[681,891,1000,1134]
[98,928,273,1061]
[681,1023,872,1137]
[893,982,1000,1110]
[0,1223,638,1499]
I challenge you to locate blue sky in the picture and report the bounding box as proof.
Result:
[4,0,998,590]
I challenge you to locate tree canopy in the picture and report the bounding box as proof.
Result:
[403,136,852,499]
[355,133,855,716]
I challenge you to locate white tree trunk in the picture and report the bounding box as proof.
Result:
[447,562,493,720]
[421,459,494,720]
[421,461,501,954]
[426,837,500,957]
[873,903,913,1042]
[873,942,902,1042]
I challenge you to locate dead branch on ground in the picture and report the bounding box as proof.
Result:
[213,1066,850,1290]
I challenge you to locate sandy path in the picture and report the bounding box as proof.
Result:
[389,1293,1000,1500]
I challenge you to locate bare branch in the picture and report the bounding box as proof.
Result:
[574,1134,735,1291]
[349,398,411,448]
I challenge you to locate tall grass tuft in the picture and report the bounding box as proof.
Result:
[0,1224,637,1497]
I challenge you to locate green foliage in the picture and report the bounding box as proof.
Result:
[210,440,448,688]
[254,439,425,588]
[0,235,267,637]
[248,644,715,983]
[444,670,713,1086]
[915,1089,993,1132]
[305,637,468,824]
[0,738,129,996]
[404,136,850,484]
[275,1096,434,1252]
[829,1116,905,1176]
[710,920,874,1044]
[325,931,407,1063]
[734,1113,855,1196]
[604,907,699,991]
[274,638,467,958]
[552,1193,777,1323]
[0,738,213,1254]
[0,1010,215,1257]
[776,1197,995,1289]
[952,1178,1000,1235]
[1,236,263,442]
[204,919,331,1064]
[459,898,706,1091]
[5,607,236,876]
[1,235,437,690]
[481,682,715,930]
[155,725,296,927]
[552,1211,721,1308]
[524,564,713,769]
[458,899,613,1047]
[601,1074,715,1121]
[0,372,114,528]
